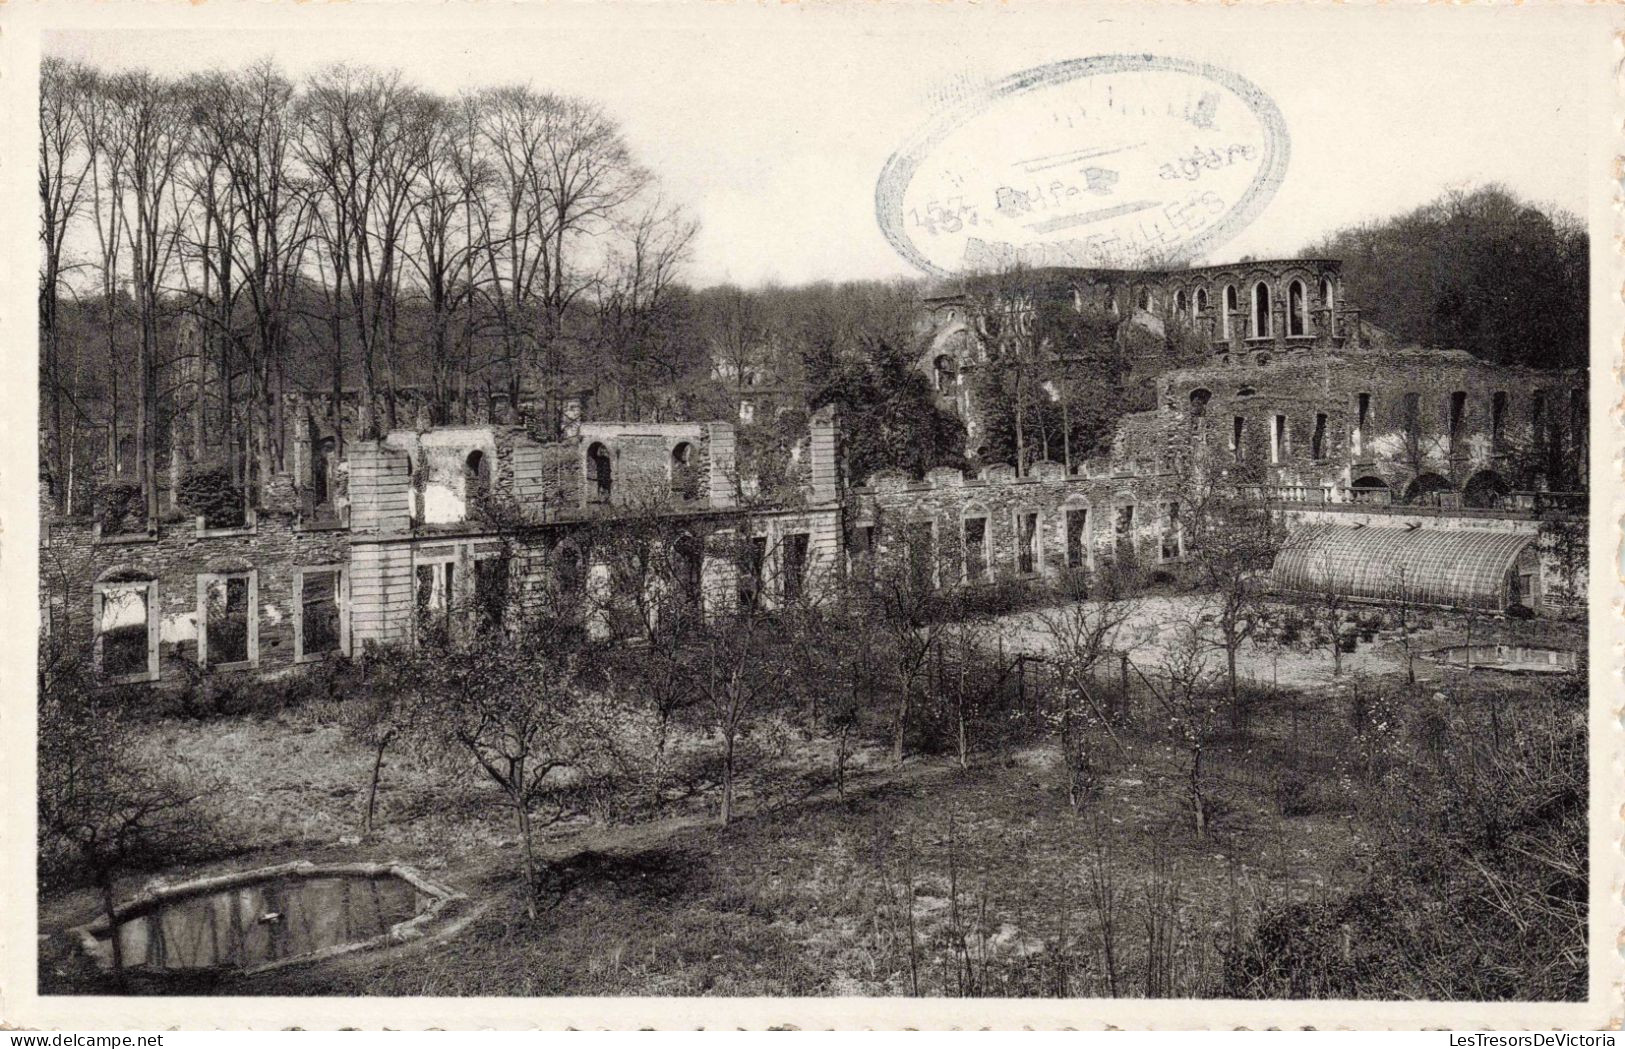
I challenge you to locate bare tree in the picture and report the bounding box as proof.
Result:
[40,58,94,513]
[404,91,490,424]
[1181,474,1284,727]
[1036,573,1141,808]
[1145,621,1225,837]
[109,70,191,525]
[38,658,212,987]
[1300,550,1354,678]
[297,66,434,437]
[593,195,697,419]
[682,568,792,826]
[413,627,593,919]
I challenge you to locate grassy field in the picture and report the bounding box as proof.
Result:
[38,609,1586,999]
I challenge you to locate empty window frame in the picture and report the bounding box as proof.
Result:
[415,554,457,633]
[1251,282,1271,338]
[847,523,878,579]
[1160,502,1183,563]
[782,531,810,604]
[1354,392,1372,456]
[1491,391,1508,448]
[197,571,258,669]
[904,519,938,592]
[1222,285,1238,338]
[738,535,768,610]
[95,579,158,681]
[1065,506,1090,569]
[1114,504,1137,562]
[474,555,511,630]
[1448,391,1467,448]
[1311,413,1328,460]
[1271,414,1287,463]
[670,442,699,500]
[1232,416,1246,462]
[1402,392,1423,442]
[586,442,613,504]
[962,515,990,583]
[1288,280,1307,337]
[669,534,705,614]
[1014,510,1040,576]
[295,566,346,662]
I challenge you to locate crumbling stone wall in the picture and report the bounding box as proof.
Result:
[851,461,1183,586]
[1160,350,1587,501]
[43,508,351,682]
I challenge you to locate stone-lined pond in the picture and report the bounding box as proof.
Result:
[77,861,461,974]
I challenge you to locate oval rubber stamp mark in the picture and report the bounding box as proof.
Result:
[876,54,1290,278]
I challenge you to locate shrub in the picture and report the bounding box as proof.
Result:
[1504,603,1536,621]
[97,482,144,534]
[176,467,246,529]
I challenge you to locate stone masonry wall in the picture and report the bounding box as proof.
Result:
[852,462,1183,587]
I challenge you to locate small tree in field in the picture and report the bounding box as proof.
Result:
[1146,621,1226,837]
[855,527,946,766]
[413,624,595,919]
[1538,508,1587,614]
[1300,551,1354,678]
[1387,563,1419,685]
[680,602,791,826]
[346,645,430,834]
[1181,477,1284,728]
[1035,571,1140,808]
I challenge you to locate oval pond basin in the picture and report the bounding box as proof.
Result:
[92,873,430,971]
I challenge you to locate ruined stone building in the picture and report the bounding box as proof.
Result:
[42,256,1587,686]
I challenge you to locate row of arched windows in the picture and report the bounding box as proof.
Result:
[1158,276,1336,341]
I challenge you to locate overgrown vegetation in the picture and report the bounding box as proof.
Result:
[1305,184,1587,372]
[40,536,1587,999]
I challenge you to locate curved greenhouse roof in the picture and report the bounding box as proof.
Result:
[1271,525,1537,612]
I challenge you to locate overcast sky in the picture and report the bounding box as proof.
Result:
[47,3,1599,289]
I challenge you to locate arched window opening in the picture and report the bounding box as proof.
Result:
[1404,472,1453,507]
[555,543,585,596]
[1288,280,1306,337]
[465,449,490,503]
[1188,388,1212,417]
[670,532,705,615]
[670,441,698,500]
[587,442,613,504]
[1252,281,1271,339]
[933,354,958,393]
[1136,286,1152,312]
[1222,285,1238,338]
[313,436,336,507]
[1463,470,1510,509]
[1321,276,1337,336]
[1194,287,1208,322]
[1174,289,1188,319]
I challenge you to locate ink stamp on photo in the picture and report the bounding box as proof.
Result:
[877,54,1291,276]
